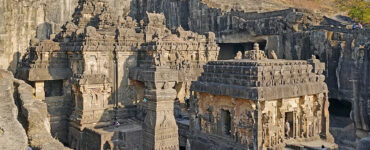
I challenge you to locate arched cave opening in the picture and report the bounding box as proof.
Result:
[329,99,352,117]
[217,41,267,60]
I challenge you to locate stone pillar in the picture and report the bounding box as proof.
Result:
[322,92,334,142]
[35,81,45,100]
[256,101,262,150]
[142,69,179,150]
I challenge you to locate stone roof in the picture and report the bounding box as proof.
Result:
[191,45,327,101]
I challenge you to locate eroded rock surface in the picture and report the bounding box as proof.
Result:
[0,69,28,150]
[14,79,70,150]
[0,0,131,72]
[0,69,69,150]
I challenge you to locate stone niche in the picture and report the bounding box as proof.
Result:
[45,80,64,97]
[189,45,338,150]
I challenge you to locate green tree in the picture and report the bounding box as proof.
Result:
[336,0,370,24]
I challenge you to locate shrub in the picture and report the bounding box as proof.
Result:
[336,0,370,24]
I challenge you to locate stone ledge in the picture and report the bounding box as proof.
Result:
[191,82,328,100]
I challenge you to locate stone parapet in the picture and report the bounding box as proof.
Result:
[192,57,327,100]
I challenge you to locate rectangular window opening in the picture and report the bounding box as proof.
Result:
[44,80,64,97]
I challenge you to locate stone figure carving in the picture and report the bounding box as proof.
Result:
[244,43,267,60]
[268,50,278,59]
[285,120,290,138]
[311,55,317,59]
[235,51,243,60]
[262,113,269,144]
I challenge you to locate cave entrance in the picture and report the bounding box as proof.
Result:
[329,99,352,117]
[217,41,267,60]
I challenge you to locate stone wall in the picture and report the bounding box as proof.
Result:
[195,93,257,149]
[0,69,28,150]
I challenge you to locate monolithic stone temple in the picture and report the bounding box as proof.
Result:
[17,0,220,149]
[1,0,369,150]
[189,43,336,149]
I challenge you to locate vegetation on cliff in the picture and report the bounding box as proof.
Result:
[336,0,370,24]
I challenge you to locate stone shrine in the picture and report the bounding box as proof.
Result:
[2,0,360,149]
[189,43,337,149]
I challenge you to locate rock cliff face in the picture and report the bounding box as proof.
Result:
[0,70,28,150]
[0,0,131,72]
[0,69,69,150]
[14,79,71,150]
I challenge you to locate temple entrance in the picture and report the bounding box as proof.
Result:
[285,112,294,138]
[103,141,111,150]
[217,41,266,60]
[221,109,232,136]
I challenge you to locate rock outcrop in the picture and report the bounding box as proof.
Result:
[0,69,69,150]
[14,79,70,150]
[0,69,28,150]
[0,0,132,72]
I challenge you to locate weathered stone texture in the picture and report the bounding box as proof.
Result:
[358,134,370,150]
[14,79,70,150]
[131,0,322,40]
[0,0,132,72]
[1,0,368,149]
[0,69,28,150]
[15,0,220,149]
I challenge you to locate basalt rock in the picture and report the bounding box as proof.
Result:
[0,69,28,150]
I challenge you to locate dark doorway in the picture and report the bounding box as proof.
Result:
[329,99,352,117]
[180,146,186,150]
[217,41,267,60]
[103,141,111,150]
[285,112,294,138]
[44,80,64,97]
[221,109,232,136]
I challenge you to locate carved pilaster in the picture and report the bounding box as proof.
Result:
[142,69,179,150]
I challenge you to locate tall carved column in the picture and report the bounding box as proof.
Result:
[256,101,262,149]
[142,68,179,150]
